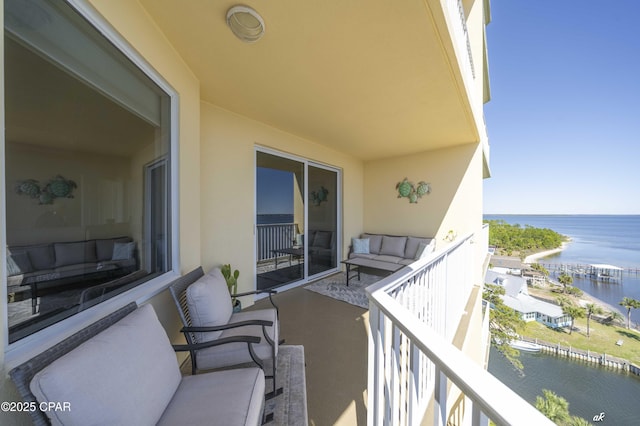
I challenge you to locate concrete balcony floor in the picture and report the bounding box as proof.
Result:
[251,284,369,426]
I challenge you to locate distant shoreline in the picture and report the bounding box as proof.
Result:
[523,241,570,264]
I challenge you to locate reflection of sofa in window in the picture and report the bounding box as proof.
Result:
[6,237,138,313]
[307,230,335,266]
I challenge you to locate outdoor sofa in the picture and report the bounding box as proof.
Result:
[346,233,436,277]
[6,237,138,313]
[10,302,266,426]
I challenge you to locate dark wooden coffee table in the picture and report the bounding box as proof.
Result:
[341,258,404,286]
[272,247,304,269]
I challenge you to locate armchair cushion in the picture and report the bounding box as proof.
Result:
[186,268,233,343]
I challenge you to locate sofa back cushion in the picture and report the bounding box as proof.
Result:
[21,244,55,271]
[380,236,407,258]
[54,241,97,267]
[186,268,233,343]
[96,237,132,261]
[29,304,181,426]
[312,231,333,249]
[362,233,383,254]
[404,237,434,259]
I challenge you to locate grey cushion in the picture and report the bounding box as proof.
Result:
[96,237,131,261]
[349,252,376,260]
[352,238,370,254]
[404,237,432,259]
[158,368,265,426]
[362,233,383,254]
[373,255,404,264]
[29,304,181,426]
[23,244,55,271]
[380,236,407,258]
[112,242,135,260]
[186,268,233,342]
[195,308,278,370]
[54,241,97,267]
[312,231,332,249]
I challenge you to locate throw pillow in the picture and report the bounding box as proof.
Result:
[6,255,21,276]
[352,238,370,254]
[186,269,233,342]
[7,252,30,276]
[112,242,135,260]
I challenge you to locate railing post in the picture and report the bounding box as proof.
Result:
[434,367,447,426]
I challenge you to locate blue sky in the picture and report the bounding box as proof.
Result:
[483,1,640,214]
[257,167,293,214]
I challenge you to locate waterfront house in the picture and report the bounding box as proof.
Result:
[1,0,552,424]
[486,270,571,329]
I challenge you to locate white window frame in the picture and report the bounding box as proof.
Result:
[2,0,180,369]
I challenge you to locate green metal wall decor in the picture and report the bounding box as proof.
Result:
[15,175,77,205]
[396,178,431,203]
[310,186,329,206]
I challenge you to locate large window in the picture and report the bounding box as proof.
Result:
[4,0,172,342]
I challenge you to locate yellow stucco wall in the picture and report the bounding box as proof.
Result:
[363,142,483,245]
[199,101,364,300]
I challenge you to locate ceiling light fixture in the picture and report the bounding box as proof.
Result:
[226,5,265,43]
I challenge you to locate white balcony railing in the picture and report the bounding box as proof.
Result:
[256,223,298,262]
[366,231,553,425]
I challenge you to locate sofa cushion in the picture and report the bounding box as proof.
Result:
[352,238,370,254]
[96,237,132,261]
[373,255,404,264]
[54,241,97,267]
[158,368,265,426]
[404,237,433,259]
[186,268,233,343]
[362,233,383,254]
[22,244,55,271]
[380,236,407,258]
[348,253,376,260]
[312,231,332,249]
[30,304,181,426]
[112,242,135,260]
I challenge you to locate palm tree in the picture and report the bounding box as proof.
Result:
[619,297,640,329]
[535,389,570,425]
[562,304,585,334]
[608,310,625,326]
[557,272,573,293]
[585,303,604,337]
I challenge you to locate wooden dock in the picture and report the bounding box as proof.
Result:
[536,263,640,281]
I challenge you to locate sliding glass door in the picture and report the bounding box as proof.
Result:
[256,150,340,290]
[307,165,338,276]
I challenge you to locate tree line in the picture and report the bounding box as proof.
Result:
[485,219,565,256]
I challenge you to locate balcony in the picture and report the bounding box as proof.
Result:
[253,226,553,425]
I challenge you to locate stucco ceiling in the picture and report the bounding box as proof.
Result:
[139,0,477,161]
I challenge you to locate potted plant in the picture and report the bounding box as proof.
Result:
[221,264,241,312]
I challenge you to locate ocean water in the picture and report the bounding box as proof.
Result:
[484,214,640,323]
[257,214,294,224]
